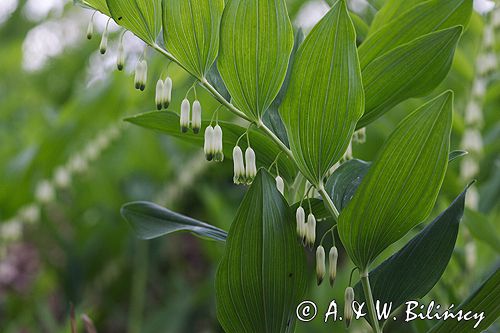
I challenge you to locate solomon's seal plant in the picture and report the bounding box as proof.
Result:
[73,0,500,331]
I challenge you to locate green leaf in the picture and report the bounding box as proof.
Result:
[74,0,111,16]
[162,0,224,78]
[350,12,369,45]
[262,28,305,148]
[280,0,364,184]
[217,0,294,120]
[121,201,227,242]
[325,159,371,212]
[359,26,462,128]
[359,0,472,69]
[106,0,162,45]
[338,91,453,270]
[216,169,307,333]
[427,264,500,332]
[124,111,297,181]
[353,185,470,317]
[464,208,500,253]
[369,0,425,33]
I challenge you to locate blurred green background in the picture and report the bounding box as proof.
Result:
[0,0,498,332]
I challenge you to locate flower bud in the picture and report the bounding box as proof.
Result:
[86,20,94,40]
[163,77,172,109]
[296,206,306,240]
[155,80,165,110]
[316,245,326,285]
[117,42,125,71]
[204,126,214,161]
[328,246,338,287]
[35,180,55,203]
[192,100,202,134]
[245,147,257,183]
[275,175,284,195]
[213,125,224,162]
[344,287,354,328]
[180,99,190,133]
[99,29,108,55]
[233,146,245,184]
[306,213,316,247]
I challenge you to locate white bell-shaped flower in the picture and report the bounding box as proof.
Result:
[155,80,165,110]
[245,147,257,182]
[233,146,245,184]
[465,100,482,126]
[99,28,108,55]
[86,20,94,40]
[306,213,316,247]
[316,245,326,285]
[35,180,55,204]
[117,42,125,71]
[275,175,284,195]
[296,206,306,240]
[163,77,172,109]
[204,126,215,161]
[344,287,354,328]
[462,129,483,153]
[180,99,190,133]
[213,125,224,162]
[192,100,202,134]
[328,246,338,287]
[139,60,148,91]
[134,62,141,90]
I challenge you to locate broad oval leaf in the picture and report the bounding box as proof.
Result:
[121,201,227,242]
[353,185,470,317]
[216,169,307,333]
[124,111,297,181]
[427,264,500,332]
[359,26,462,128]
[262,28,305,148]
[106,0,162,45]
[368,0,425,33]
[280,0,364,185]
[338,91,454,270]
[162,0,224,78]
[218,0,294,120]
[359,0,472,69]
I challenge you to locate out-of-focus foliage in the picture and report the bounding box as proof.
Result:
[0,0,498,332]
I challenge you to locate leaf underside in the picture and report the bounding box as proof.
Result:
[121,201,227,242]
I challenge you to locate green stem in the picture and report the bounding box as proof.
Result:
[318,184,339,220]
[128,241,149,333]
[360,270,382,333]
[151,44,342,221]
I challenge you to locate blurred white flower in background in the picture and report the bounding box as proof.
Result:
[474,0,496,14]
[0,0,17,26]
